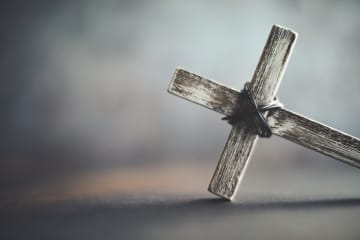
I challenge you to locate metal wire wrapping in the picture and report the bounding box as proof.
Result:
[222,82,283,137]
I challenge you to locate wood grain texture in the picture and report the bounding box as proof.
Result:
[208,25,297,200]
[250,25,297,105]
[268,109,360,168]
[168,68,240,116]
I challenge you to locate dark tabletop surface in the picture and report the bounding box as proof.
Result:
[1,159,360,240]
[2,196,360,240]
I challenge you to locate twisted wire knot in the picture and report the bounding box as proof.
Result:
[222,82,283,138]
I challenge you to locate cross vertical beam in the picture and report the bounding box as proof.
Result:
[208,25,297,200]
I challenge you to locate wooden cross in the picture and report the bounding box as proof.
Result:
[168,25,360,200]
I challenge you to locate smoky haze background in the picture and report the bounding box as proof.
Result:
[1,0,359,198]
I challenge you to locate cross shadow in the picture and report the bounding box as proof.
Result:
[3,196,360,217]
[176,197,360,211]
[2,196,360,240]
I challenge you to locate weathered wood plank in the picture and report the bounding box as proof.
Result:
[168,70,360,169]
[208,25,297,200]
[168,68,240,116]
[250,25,297,105]
[268,109,360,168]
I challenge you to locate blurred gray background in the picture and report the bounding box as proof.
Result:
[1,0,359,202]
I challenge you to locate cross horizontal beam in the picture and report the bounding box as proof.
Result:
[168,68,360,168]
